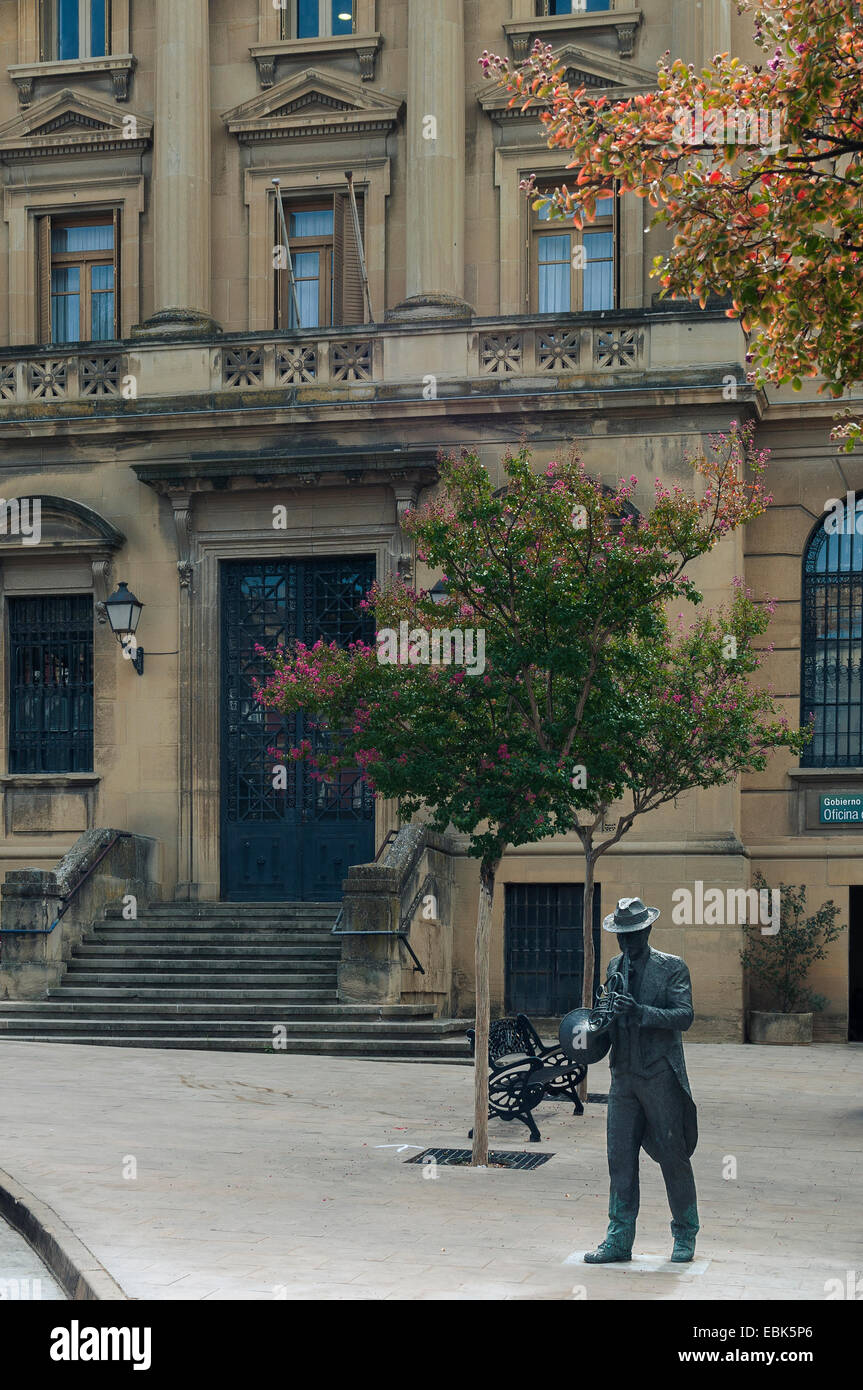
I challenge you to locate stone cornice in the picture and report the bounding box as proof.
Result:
[7,54,137,107]
[132,448,440,497]
[503,9,643,62]
[249,33,383,87]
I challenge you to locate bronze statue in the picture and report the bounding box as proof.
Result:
[563,896,699,1264]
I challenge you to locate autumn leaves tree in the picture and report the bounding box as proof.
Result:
[481,0,863,446]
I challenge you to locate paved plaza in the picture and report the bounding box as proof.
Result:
[0,1040,860,1300]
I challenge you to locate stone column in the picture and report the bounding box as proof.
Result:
[672,0,731,67]
[387,0,472,321]
[137,0,218,336]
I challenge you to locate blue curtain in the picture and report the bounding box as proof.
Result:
[290,252,320,328]
[51,267,80,343]
[583,231,614,311]
[51,223,113,253]
[90,264,115,340]
[289,209,333,238]
[538,234,570,313]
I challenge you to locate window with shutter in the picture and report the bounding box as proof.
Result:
[333,189,365,326]
[274,191,367,330]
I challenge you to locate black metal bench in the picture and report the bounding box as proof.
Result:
[466,1013,587,1143]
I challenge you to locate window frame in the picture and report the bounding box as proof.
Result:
[528,180,617,314]
[801,509,863,769]
[281,0,355,41]
[48,213,116,344]
[41,0,112,62]
[276,200,335,330]
[536,1,612,15]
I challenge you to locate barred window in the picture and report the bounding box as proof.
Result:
[8,595,94,773]
[802,505,863,767]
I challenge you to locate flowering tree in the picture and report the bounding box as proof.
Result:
[481,0,863,447]
[255,431,772,1163]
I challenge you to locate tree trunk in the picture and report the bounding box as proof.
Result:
[471,857,499,1166]
[581,845,596,1010]
[577,845,597,1104]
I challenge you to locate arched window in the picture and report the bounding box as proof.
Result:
[802,504,863,766]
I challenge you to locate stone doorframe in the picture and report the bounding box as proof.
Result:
[133,451,439,900]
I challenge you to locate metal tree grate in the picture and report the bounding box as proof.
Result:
[405,1148,553,1170]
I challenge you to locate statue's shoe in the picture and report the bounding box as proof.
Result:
[670,1239,696,1263]
[584,1241,632,1264]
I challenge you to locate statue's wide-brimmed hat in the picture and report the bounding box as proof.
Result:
[602,896,660,933]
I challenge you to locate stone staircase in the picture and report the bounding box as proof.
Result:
[0,903,471,1061]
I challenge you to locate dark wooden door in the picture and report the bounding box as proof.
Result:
[504,882,602,1016]
[220,557,375,901]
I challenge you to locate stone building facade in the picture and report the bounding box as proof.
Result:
[0,0,860,1042]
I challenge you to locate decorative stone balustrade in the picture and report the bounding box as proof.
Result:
[0,311,746,409]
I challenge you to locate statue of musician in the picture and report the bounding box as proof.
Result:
[584,896,699,1265]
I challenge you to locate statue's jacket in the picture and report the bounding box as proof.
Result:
[604,946,699,1160]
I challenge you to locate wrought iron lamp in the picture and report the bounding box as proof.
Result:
[429,580,450,605]
[105,580,144,675]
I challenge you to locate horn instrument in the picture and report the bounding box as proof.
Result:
[558,951,630,1065]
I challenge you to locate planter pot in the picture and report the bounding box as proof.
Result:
[748,1010,813,1045]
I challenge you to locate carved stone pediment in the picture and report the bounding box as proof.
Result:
[0,89,151,160]
[223,69,403,143]
[0,494,125,619]
[0,494,125,553]
[478,41,655,119]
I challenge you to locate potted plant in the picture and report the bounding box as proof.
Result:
[741,875,845,1044]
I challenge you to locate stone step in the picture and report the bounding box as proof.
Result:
[109,903,337,920]
[0,1001,448,1022]
[92,928,337,943]
[73,942,340,958]
[0,1015,469,1038]
[64,967,336,989]
[49,986,345,1002]
[0,1033,472,1059]
[57,972,337,989]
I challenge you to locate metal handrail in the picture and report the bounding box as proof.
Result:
[0,831,131,935]
[330,827,428,974]
[329,828,399,935]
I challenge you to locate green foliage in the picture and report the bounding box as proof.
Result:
[741,873,845,1013]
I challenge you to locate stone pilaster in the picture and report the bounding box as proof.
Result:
[137,0,218,336]
[387,0,472,322]
[672,0,731,67]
